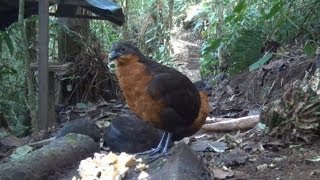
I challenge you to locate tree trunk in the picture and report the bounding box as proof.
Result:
[58,8,114,104]
[57,18,67,104]
[19,0,37,131]
[215,0,228,71]
[167,0,174,30]
[121,0,130,39]
[166,0,174,54]
[58,8,90,104]
[64,15,90,62]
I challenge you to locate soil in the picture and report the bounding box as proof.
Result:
[170,26,203,82]
[194,129,320,180]
[231,140,320,180]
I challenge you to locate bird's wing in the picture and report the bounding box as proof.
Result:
[147,73,200,123]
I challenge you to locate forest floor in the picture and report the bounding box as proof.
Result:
[169,26,320,179]
[1,27,320,179]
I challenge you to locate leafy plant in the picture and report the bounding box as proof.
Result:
[228,29,263,75]
[0,31,14,56]
[200,0,320,78]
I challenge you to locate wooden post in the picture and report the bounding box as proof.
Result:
[48,71,55,127]
[38,0,49,131]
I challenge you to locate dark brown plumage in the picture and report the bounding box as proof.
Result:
[109,41,209,158]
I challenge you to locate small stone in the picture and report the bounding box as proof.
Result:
[136,163,149,171]
[138,171,149,180]
[273,156,287,162]
[182,137,190,144]
[269,163,276,168]
[257,164,268,171]
[211,168,235,179]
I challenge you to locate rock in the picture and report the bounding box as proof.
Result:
[151,142,211,180]
[257,164,268,171]
[210,168,234,179]
[56,118,101,142]
[138,171,149,180]
[103,115,163,153]
[219,148,249,166]
[189,139,211,152]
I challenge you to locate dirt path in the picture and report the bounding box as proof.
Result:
[170,26,203,82]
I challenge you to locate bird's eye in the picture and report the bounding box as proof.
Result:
[121,48,125,52]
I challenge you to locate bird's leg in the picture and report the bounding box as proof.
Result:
[147,132,172,161]
[161,132,172,154]
[135,132,168,156]
[135,132,173,162]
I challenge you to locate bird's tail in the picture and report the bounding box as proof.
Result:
[172,91,210,141]
[190,91,210,131]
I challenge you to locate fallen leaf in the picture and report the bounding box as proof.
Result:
[306,156,320,162]
[208,141,228,153]
[76,103,87,109]
[255,122,266,130]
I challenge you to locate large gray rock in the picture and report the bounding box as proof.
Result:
[150,142,212,180]
[56,118,101,142]
[103,115,163,153]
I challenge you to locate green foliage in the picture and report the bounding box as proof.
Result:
[0,18,36,136]
[303,41,317,57]
[90,20,121,51]
[0,31,14,56]
[200,0,320,78]
[228,30,263,75]
[152,44,174,67]
[200,39,220,76]
[0,64,17,78]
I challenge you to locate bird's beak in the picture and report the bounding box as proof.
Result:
[109,51,121,61]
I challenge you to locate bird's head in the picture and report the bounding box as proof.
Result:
[109,42,144,65]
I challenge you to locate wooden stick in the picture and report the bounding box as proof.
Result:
[202,115,260,132]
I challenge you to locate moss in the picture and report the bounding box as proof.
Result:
[64,133,82,145]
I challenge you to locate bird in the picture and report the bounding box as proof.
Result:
[109,41,209,159]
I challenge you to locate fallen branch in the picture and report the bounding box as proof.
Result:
[205,117,233,124]
[27,137,55,147]
[202,115,260,132]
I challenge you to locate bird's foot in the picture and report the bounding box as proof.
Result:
[135,132,172,162]
[135,146,163,156]
[135,147,168,162]
[147,148,169,162]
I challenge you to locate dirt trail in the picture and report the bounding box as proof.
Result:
[170,26,203,82]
